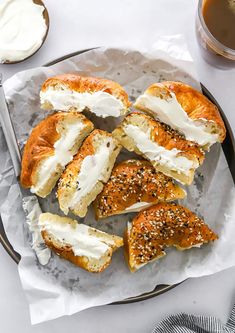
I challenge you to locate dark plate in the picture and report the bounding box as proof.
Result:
[0,49,234,304]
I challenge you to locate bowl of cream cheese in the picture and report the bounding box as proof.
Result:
[0,0,49,64]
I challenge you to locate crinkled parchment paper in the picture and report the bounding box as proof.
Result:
[1,36,235,324]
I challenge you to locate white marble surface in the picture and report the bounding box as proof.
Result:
[0,0,235,331]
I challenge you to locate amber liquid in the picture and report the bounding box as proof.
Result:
[203,0,235,50]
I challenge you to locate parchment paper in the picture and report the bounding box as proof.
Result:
[1,35,235,324]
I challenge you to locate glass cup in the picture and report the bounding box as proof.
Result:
[196,0,235,69]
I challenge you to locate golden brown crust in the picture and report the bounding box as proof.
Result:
[123,228,133,272]
[41,73,131,109]
[42,229,106,272]
[58,130,97,193]
[40,213,123,273]
[57,129,121,217]
[20,112,93,190]
[57,129,107,194]
[57,130,100,212]
[113,112,205,166]
[113,112,205,185]
[94,160,186,219]
[126,203,218,271]
[21,113,60,188]
[144,81,226,142]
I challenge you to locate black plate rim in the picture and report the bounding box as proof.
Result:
[0,48,235,305]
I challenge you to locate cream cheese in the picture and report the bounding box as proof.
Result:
[191,243,203,248]
[0,0,47,63]
[135,92,218,146]
[69,138,114,209]
[40,87,125,118]
[125,202,152,212]
[22,196,51,266]
[39,216,114,260]
[123,124,198,175]
[31,121,85,194]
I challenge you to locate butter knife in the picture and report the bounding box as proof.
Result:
[0,73,21,177]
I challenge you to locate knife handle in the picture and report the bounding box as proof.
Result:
[0,84,21,178]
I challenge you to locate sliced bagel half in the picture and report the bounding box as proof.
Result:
[40,74,131,118]
[125,203,218,272]
[20,112,94,197]
[94,159,186,219]
[57,129,121,217]
[113,112,204,185]
[134,81,226,148]
[39,213,123,273]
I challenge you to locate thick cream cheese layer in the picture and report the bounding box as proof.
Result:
[124,124,198,175]
[40,87,125,118]
[39,216,114,260]
[0,0,47,62]
[69,138,114,209]
[135,92,218,146]
[31,121,85,194]
[125,202,152,213]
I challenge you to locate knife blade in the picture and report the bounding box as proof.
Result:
[0,73,21,178]
[0,73,51,265]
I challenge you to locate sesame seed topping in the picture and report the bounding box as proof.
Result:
[128,203,217,265]
[96,160,182,217]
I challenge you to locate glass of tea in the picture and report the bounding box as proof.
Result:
[196,0,235,68]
